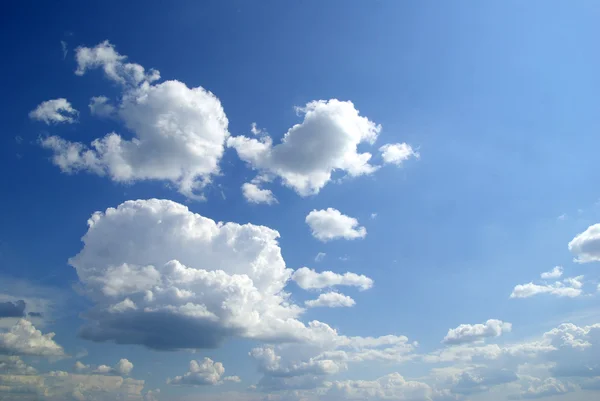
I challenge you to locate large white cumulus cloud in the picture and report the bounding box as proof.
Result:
[41,41,229,200]
[68,199,381,351]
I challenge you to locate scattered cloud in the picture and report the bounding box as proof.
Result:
[29,98,78,124]
[443,319,512,345]
[379,142,419,165]
[305,208,366,242]
[370,213,377,219]
[305,292,355,308]
[291,267,373,291]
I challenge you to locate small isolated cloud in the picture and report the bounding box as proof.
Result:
[0,319,65,356]
[442,319,512,345]
[291,267,373,291]
[314,252,326,262]
[540,266,563,279]
[510,276,584,299]
[89,96,116,118]
[60,40,68,59]
[370,213,377,219]
[0,300,26,318]
[241,183,277,205]
[168,357,237,386]
[305,292,355,308]
[250,122,263,135]
[77,358,134,376]
[568,223,600,263]
[29,98,78,124]
[228,99,383,196]
[305,208,366,242]
[379,143,419,165]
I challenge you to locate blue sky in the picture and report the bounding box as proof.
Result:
[2,1,600,400]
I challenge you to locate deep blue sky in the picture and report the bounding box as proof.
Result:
[1,1,600,400]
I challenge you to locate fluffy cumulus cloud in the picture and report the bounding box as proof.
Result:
[511,376,575,399]
[41,41,229,200]
[228,99,382,196]
[242,183,277,205]
[62,198,397,353]
[569,223,600,263]
[305,208,366,242]
[442,319,512,345]
[305,293,355,308]
[291,267,373,291]
[0,319,65,356]
[540,266,563,279]
[510,276,584,299]
[29,98,78,124]
[88,96,116,118]
[0,300,26,318]
[168,357,239,386]
[379,143,419,165]
[75,358,133,376]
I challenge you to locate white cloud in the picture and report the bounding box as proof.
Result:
[29,98,78,124]
[325,373,441,401]
[250,122,263,135]
[168,357,237,386]
[569,223,600,263]
[510,279,583,299]
[379,142,419,165]
[540,266,563,279]
[0,319,65,356]
[74,358,133,376]
[291,267,373,291]
[75,40,160,85]
[305,208,366,242]
[67,198,374,350]
[314,252,326,262]
[74,361,89,372]
[228,99,382,196]
[305,293,355,308]
[370,213,377,219]
[60,40,67,59]
[42,41,229,200]
[511,376,575,399]
[443,319,512,345]
[89,96,116,118]
[446,367,518,395]
[0,356,37,375]
[242,183,277,204]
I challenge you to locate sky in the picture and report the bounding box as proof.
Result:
[1,1,600,400]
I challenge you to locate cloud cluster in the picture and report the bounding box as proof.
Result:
[41,41,230,199]
[0,319,64,357]
[168,357,239,386]
[29,98,78,124]
[305,208,366,242]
